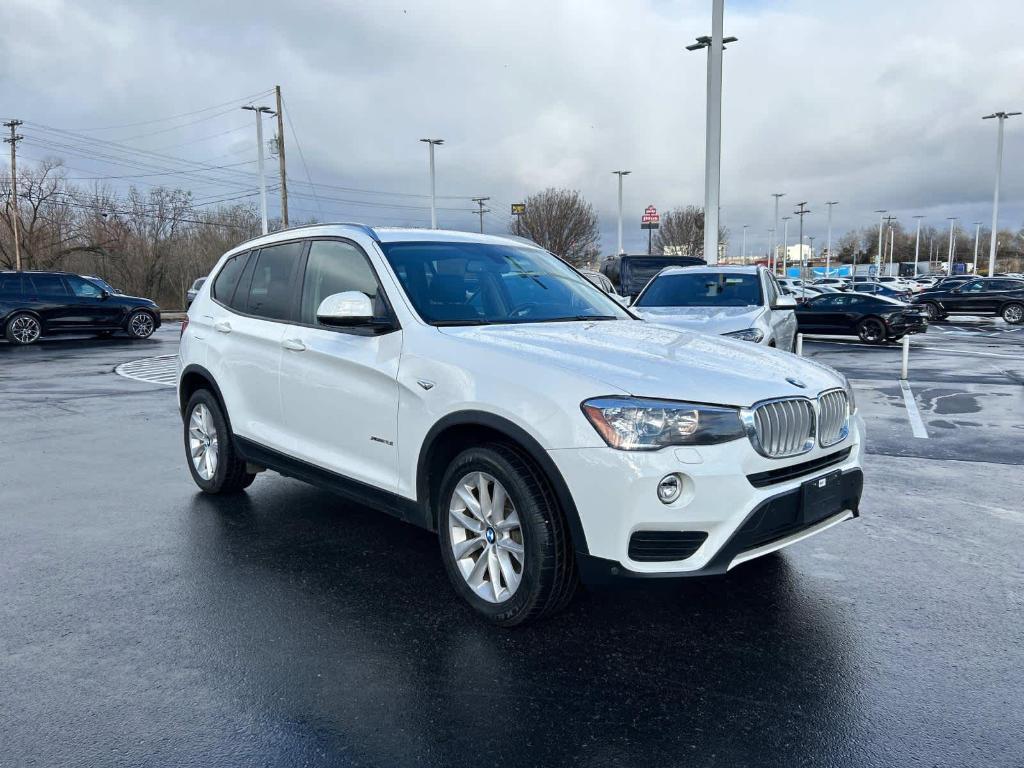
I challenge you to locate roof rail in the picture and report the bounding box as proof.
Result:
[229,222,381,251]
[501,234,543,248]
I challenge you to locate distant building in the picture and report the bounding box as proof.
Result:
[775,243,814,263]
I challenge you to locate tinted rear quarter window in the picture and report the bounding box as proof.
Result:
[212,252,249,305]
[30,274,69,295]
[0,275,26,296]
[244,241,304,321]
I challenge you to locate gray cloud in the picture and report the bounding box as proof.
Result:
[2,0,1022,254]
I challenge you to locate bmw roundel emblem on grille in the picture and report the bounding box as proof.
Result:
[786,377,807,389]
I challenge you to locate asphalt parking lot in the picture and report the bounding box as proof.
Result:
[2,321,1022,767]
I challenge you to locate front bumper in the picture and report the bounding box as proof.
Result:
[549,414,865,584]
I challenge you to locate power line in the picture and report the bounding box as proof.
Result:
[54,89,275,132]
[280,95,323,219]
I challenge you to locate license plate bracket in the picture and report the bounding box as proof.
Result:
[801,470,844,525]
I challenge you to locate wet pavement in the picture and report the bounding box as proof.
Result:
[2,323,1022,767]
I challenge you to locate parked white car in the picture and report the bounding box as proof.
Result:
[631,265,799,350]
[812,277,850,290]
[178,225,864,626]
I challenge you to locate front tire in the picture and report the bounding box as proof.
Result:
[127,310,156,339]
[5,313,42,345]
[1001,302,1024,325]
[183,390,255,494]
[437,444,577,627]
[857,317,887,345]
[920,302,944,321]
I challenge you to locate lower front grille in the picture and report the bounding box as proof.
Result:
[746,448,852,488]
[628,531,708,562]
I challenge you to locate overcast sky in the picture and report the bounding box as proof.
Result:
[2,0,1023,255]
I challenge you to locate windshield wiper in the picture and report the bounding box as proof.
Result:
[533,315,618,323]
[432,319,495,326]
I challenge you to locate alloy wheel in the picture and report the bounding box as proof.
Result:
[10,315,41,344]
[188,403,219,481]
[1003,304,1023,324]
[448,471,525,604]
[923,303,940,320]
[130,312,155,338]
[860,319,885,344]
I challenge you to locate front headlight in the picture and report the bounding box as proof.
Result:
[722,328,764,343]
[581,397,745,450]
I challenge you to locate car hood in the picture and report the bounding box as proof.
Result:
[119,294,159,307]
[437,320,842,407]
[632,305,762,335]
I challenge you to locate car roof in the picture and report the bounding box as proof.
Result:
[223,223,543,256]
[655,265,761,277]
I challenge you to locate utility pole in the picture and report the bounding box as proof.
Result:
[983,111,1020,275]
[972,221,983,275]
[781,216,791,276]
[274,86,288,228]
[612,170,630,254]
[420,139,444,229]
[946,217,957,270]
[793,202,810,288]
[912,215,924,276]
[825,201,838,278]
[4,119,24,271]
[686,3,735,266]
[874,209,887,280]
[242,105,275,235]
[882,215,896,276]
[471,197,490,234]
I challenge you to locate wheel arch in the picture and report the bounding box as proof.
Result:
[178,364,232,430]
[416,411,590,555]
[3,308,45,333]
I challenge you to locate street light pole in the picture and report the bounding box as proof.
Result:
[882,215,896,276]
[781,216,791,276]
[982,111,1020,275]
[946,217,957,269]
[771,192,785,273]
[874,209,887,280]
[242,104,275,235]
[686,2,735,266]
[612,170,631,255]
[767,228,775,271]
[741,224,748,260]
[912,215,924,276]
[419,139,444,229]
[825,201,838,278]
[972,221,983,275]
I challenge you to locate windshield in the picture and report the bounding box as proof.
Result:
[635,272,763,308]
[379,241,630,326]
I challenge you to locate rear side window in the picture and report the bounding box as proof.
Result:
[212,252,249,305]
[244,241,304,321]
[299,240,384,325]
[29,274,69,295]
[0,274,26,296]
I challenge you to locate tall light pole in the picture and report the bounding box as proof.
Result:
[781,216,791,276]
[767,228,775,271]
[771,192,785,271]
[825,201,838,277]
[946,217,957,269]
[874,209,887,280]
[420,139,444,229]
[741,224,749,260]
[242,105,275,235]
[972,221,983,275]
[686,2,735,266]
[912,215,925,276]
[982,111,1020,275]
[612,170,631,255]
[882,215,896,276]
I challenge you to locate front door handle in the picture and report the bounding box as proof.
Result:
[282,338,306,352]
[214,320,232,334]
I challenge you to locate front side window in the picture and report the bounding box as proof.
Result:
[636,272,763,308]
[245,241,304,321]
[29,274,69,296]
[961,280,985,293]
[300,240,385,326]
[65,275,103,298]
[380,241,627,326]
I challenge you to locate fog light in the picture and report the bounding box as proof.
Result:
[657,474,683,504]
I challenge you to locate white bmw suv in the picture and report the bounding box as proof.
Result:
[178,224,864,626]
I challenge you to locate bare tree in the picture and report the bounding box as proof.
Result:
[653,205,728,258]
[509,188,600,266]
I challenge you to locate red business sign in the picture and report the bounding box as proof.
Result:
[641,205,659,224]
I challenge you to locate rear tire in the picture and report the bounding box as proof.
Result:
[1001,302,1023,325]
[5,313,42,345]
[921,302,944,321]
[437,443,577,627]
[183,390,255,494]
[857,317,887,345]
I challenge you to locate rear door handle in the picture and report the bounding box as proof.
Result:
[281,338,306,352]
[214,320,232,334]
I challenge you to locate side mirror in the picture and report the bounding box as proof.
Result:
[950,287,961,294]
[99,289,110,300]
[612,294,630,308]
[316,291,387,328]
[772,294,798,310]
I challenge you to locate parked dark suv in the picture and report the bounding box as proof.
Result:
[0,271,161,345]
[911,277,1024,323]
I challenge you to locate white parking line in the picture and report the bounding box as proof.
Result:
[115,355,177,388]
[900,380,929,439]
